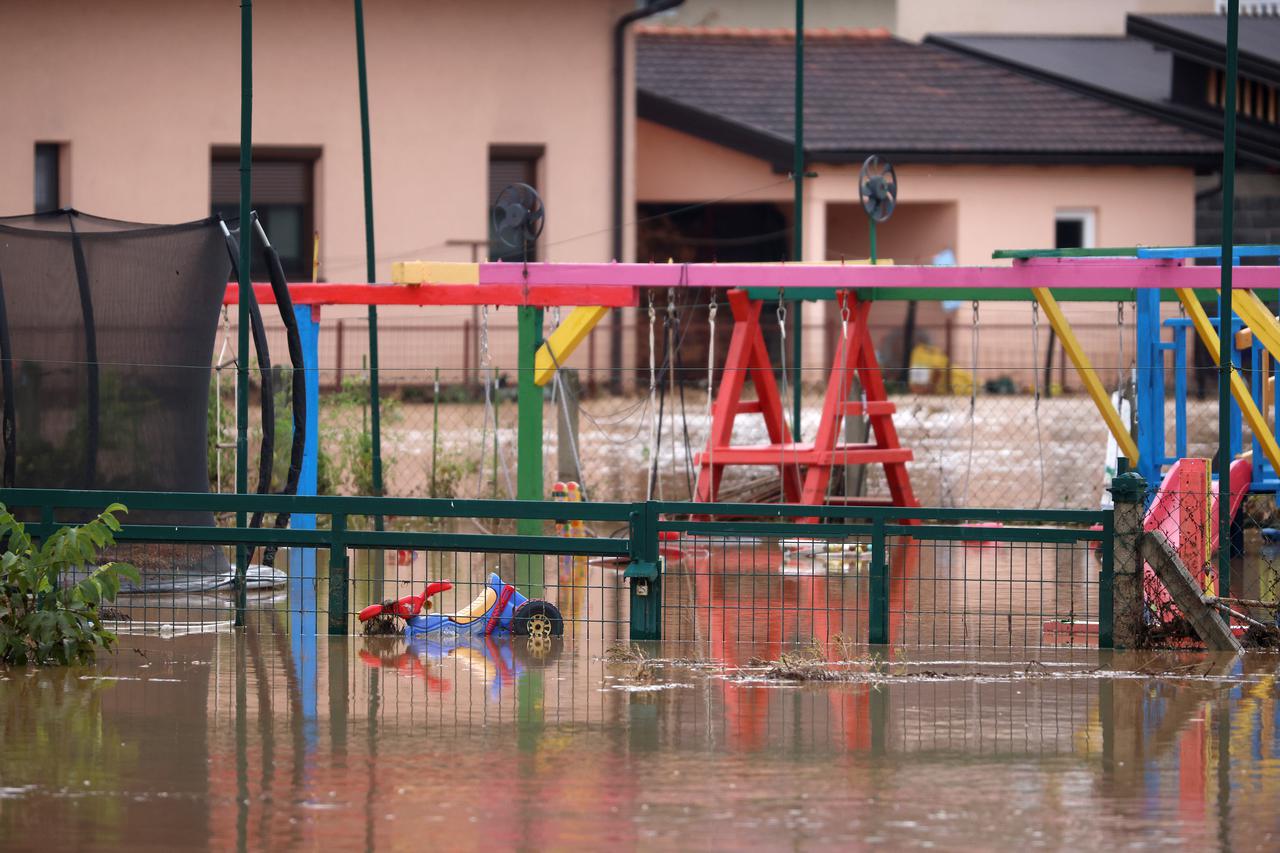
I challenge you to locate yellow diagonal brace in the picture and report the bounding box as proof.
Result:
[1175,288,1280,475]
[1233,290,1280,361]
[534,305,609,386]
[1032,288,1139,464]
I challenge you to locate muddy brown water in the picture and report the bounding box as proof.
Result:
[2,632,1279,852]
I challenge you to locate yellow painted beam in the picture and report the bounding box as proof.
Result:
[533,305,609,386]
[1031,288,1140,464]
[391,261,479,285]
[1233,289,1280,361]
[1174,288,1280,475]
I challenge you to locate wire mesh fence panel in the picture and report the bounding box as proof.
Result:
[346,544,630,644]
[887,534,1101,649]
[658,531,872,657]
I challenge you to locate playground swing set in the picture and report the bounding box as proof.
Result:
[2,188,1279,637]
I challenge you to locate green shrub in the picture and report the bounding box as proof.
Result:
[0,503,139,666]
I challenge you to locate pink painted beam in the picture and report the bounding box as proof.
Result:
[477,258,1280,290]
[223,282,638,308]
[223,259,1280,307]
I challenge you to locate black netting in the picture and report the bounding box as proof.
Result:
[0,209,231,586]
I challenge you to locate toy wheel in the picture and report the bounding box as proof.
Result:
[513,599,563,638]
[526,634,553,659]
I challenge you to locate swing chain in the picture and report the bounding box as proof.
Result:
[1031,301,1041,405]
[1117,301,1126,392]
[968,302,980,413]
[647,290,657,394]
[707,292,718,393]
[776,291,787,341]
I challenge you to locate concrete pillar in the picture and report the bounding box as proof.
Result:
[556,369,581,484]
[1110,468,1147,649]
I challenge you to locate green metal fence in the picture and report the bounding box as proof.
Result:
[0,489,1110,649]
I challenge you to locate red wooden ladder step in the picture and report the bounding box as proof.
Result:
[694,289,918,510]
[842,400,896,416]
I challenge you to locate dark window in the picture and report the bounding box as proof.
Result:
[34,143,61,212]
[211,150,317,280]
[488,146,542,261]
[1055,218,1084,250]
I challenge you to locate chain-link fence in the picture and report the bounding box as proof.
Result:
[216,300,1253,512]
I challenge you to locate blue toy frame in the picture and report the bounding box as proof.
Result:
[1134,245,1280,492]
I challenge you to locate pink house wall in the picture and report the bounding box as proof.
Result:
[1,0,628,277]
[636,119,1197,378]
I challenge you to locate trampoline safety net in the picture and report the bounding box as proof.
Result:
[0,209,232,589]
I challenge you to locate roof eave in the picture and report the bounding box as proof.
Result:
[807,149,1220,168]
[926,34,1280,170]
[1126,15,1280,87]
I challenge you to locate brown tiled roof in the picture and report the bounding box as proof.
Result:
[636,27,1220,166]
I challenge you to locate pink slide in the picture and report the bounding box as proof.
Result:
[1142,457,1252,619]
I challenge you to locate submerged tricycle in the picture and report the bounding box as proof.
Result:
[358,572,565,639]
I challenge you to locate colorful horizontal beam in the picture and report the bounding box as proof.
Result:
[223,282,636,308]
[224,258,1280,308]
[475,258,1280,290]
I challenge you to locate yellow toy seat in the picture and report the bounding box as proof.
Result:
[445,587,497,625]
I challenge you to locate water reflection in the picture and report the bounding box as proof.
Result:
[1,636,1278,850]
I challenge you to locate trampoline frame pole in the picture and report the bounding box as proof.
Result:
[235,0,253,627]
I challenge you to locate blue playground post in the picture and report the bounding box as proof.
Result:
[290,304,320,745]
[1135,288,1164,488]
[1134,245,1280,495]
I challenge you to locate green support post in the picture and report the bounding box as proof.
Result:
[234,0,253,628]
[354,0,384,525]
[868,518,888,645]
[625,502,662,641]
[1218,0,1239,598]
[328,512,348,634]
[516,306,544,595]
[791,0,805,442]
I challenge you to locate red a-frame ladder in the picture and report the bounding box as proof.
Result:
[694,290,917,508]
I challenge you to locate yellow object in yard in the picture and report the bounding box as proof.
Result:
[1174,288,1280,476]
[947,367,974,396]
[1031,288,1140,464]
[390,261,479,285]
[908,343,949,392]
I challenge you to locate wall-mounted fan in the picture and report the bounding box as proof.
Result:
[491,183,545,258]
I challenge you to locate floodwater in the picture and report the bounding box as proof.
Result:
[2,634,1279,851]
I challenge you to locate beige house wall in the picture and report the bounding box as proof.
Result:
[1,0,635,384]
[660,0,1214,40]
[1,0,628,276]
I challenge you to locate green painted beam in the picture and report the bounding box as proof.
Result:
[516,305,545,595]
[747,286,1227,303]
[991,247,1141,259]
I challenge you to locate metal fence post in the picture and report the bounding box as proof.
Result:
[1110,468,1147,649]
[328,512,348,635]
[624,502,662,641]
[1098,510,1115,649]
[869,518,888,645]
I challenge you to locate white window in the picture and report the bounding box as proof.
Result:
[1055,209,1096,250]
